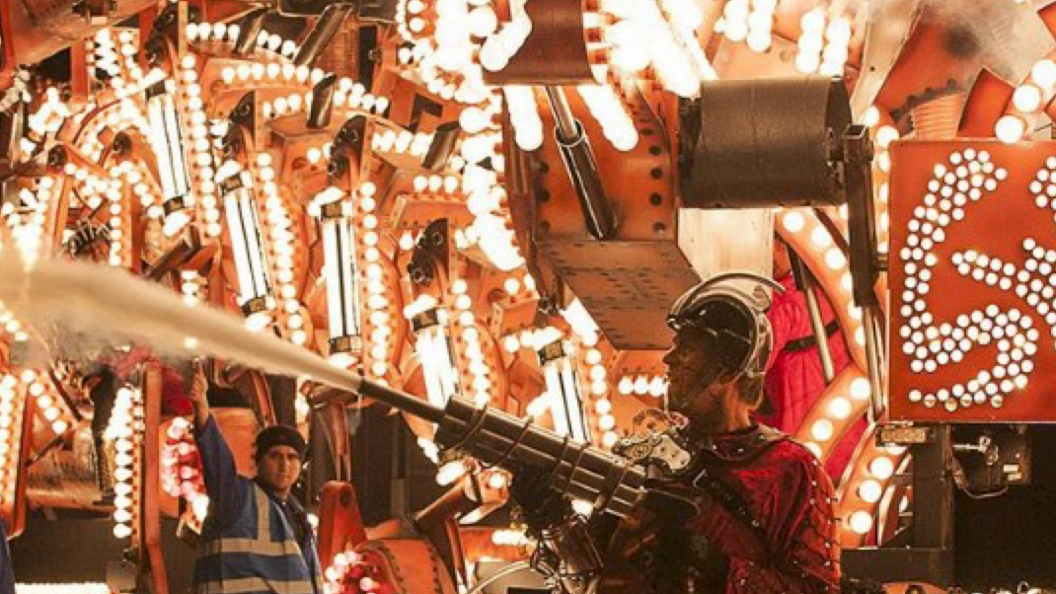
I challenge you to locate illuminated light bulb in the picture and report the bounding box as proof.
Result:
[781,211,805,233]
[869,456,895,480]
[995,115,1026,144]
[436,460,466,485]
[849,510,873,535]
[113,524,133,539]
[828,396,852,419]
[746,30,771,52]
[810,419,834,441]
[1013,83,1043,113]
[1032,59,1056,90]
[824,248,847,269]
[810,226,832,248]
[875,125,900,149]
[849,377,871,400]
[795,51,821,74]
[858,479,882,503]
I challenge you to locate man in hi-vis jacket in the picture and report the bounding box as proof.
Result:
[188,361,322,594]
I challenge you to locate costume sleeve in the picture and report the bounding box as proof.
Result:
[194,415,250,526]
[726,454,840,594]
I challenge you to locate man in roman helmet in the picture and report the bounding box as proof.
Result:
[512,273,841,594]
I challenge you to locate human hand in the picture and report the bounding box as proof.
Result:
[188,360,210,429]
[509,466,572,534]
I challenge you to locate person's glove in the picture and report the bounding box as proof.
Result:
[509,466,572,534]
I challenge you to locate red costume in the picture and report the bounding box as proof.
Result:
[600,425,840,594]
[763,273,863,481]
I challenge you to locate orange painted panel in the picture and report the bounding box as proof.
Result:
[889,140,1056,422]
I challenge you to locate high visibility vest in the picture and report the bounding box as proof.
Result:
[194,483,318,594]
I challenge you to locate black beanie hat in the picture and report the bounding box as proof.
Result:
[254,425,306,461]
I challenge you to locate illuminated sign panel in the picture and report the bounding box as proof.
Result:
[890,140,1056,422]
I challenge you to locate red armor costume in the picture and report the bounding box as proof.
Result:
[599,425,840,594]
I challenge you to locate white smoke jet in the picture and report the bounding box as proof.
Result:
[0,247,365,397]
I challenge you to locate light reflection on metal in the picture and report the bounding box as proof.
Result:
[217,161,273,330]
[145,81,192,237]
[314,187,363,362]
[538,338,590,443]
[410,307,461,408]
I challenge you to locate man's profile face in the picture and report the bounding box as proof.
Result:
[664,330,739,430]
[257,445,302,494]
[663,333,713,414]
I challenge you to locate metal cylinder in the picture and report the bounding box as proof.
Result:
[294,3,355,68]
[555,121,618,240]
[684,76,852,208]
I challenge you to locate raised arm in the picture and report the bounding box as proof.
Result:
[188,361,249,525]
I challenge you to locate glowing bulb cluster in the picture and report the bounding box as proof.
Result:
[356,183,395,380]
[450,279,494,407]
[253,152,305,344]
[577,85,639,151]
[715,0,775,53]
[796,10,851,76]
[997,59,1056,145]
[106,384,143,539]
[26,86,72,138]
[322,549,392,594]
[800,375,870,458]
[504,86,543,152]
[24,372,72,435]
[371,128,434,157]
[161,417,209,524]
[0,69,31,113]
[186,21,243,46]
[0,374,28,504]
[3,177,57,268]
[896,149,1030,412]
[603,0,706,97]
[871,120,900,253]
[396,0,491,104]
[616,375,667,399]
[178,54,215,237]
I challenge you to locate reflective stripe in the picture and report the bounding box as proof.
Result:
[255,487,270,541]
[202,538,302,557]
[196,576,315,594]
[196,484,317,594]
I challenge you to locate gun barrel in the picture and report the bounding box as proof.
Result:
[356,377,446,424]
[349,377,646,517]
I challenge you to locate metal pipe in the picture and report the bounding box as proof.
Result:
[798,268,835,383]
[355,377,446,424]
[233,7,270,56]
[423,121,461,171]
[308,74,337,129]
[545,86,579,142]
[862,304,886,424]
[544,87,618,240]
[294,4,356,68]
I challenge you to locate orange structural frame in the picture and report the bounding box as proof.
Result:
[889,139,1056,422]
